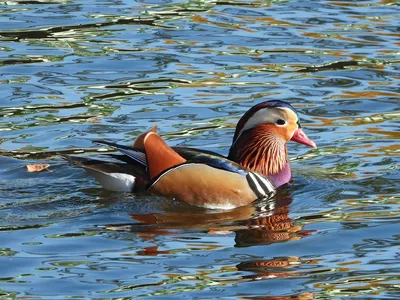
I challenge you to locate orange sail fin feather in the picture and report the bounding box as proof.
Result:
[143,132,186,180]
[133,125,158,148]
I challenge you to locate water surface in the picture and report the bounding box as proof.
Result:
[0,0,399,298]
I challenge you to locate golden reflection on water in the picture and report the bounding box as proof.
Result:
[329,0,399,7]
[327,90,400,99]
[314,275,399,299]
[312,112,399,127]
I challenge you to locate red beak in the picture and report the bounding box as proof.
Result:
[291,128,317,149]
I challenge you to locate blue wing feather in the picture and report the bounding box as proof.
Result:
[94,140,147,167]
[92,142,249,176]
[175,147,249,176]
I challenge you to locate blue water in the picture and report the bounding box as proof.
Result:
[0,0,399,298]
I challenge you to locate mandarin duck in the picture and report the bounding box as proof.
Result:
[65,100,317,209]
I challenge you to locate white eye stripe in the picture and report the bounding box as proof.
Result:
[240,108,278,134]
[233,107,297,145]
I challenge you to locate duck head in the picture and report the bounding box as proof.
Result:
[228,100,317,178]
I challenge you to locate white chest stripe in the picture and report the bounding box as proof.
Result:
[252,172,275,193]
[247,172,275,198]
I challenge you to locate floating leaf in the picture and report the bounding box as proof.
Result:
[26,164,50,172]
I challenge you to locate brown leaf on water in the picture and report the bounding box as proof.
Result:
[26,164,50,172]
[207,229,232,235]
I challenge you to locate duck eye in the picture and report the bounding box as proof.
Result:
[276,119,286,125]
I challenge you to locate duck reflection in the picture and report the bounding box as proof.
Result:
[234,193,313,247]
[107,190,313,247]
[238,257,299,280]
[237,256,320,281]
